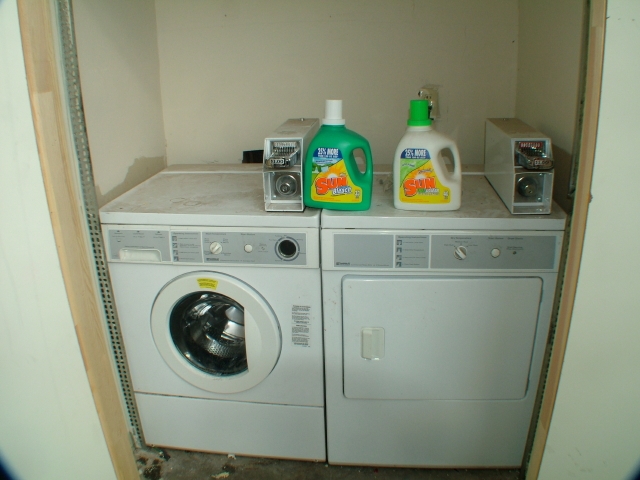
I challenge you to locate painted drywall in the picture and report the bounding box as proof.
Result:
[538,2,640,478]
[73,0,166,207]
[515,0,585,152]
[154,0,518,165]
[0,2,116,479]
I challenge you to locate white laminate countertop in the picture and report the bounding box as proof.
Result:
[99,164,320,228]
[321,171,567,231]
[99,163,566,231]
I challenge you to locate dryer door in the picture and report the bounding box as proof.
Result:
[151,271,281,394]
[342,275,543,401]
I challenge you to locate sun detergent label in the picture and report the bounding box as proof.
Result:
[310,147,362,203]
[399,148,450,203]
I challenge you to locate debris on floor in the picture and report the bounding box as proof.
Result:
[135,447,521,480]
[143,460,162,480]
[136,448,167,480]
[158,449,171,460]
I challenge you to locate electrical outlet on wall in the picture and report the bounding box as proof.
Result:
[418,85,440,120]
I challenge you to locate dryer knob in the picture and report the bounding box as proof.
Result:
[453,246,467,260]
[209,242,223,255]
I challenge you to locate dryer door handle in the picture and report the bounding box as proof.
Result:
[361,327,385,360]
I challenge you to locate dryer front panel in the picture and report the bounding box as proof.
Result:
[342,275,543,401]
[152,271,281,394]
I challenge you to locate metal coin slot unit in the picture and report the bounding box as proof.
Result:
[265,141,300,169]
[263,118,319,212]
[484,118,554,214]
[274,173,299,197]
[515,141,554,170]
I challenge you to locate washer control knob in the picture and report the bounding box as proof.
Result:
[244,244,253,253]
[209,242,223,255]
[491,248,501,258]
[453,246,467,260]
[276,238,299,260]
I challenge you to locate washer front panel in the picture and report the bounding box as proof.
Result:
[107,262,324,406]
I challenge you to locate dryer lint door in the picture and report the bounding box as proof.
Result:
[341,275,543,400]
[151,271,281,394]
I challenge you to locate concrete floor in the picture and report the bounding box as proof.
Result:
[135,448,521,480]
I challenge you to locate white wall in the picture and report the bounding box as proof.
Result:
[73,0,166,206]
[538,1,640,478]
[0,2,116,479]
[154,0,518,165]
[516,0,585,152]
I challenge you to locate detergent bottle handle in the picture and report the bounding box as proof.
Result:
[348,135,373,179]
[438,138,462,180]
[362,141,373,175]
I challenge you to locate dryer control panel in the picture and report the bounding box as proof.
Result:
[324,230,563,272]
[103,225,319,268]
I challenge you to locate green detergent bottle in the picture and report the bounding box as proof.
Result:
[303,100,373,210]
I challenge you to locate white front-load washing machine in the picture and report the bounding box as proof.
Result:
[99,165,325,460]
[321,173,567,467]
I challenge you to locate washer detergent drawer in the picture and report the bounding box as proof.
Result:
[342,275,543,400]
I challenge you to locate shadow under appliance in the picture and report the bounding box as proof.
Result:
[100,165,325,460]
[263,118,319,212]
[485,118,555,214]
[321,173,566,467]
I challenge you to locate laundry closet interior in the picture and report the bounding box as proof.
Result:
[69,0,587,473]
[73,0,584,208]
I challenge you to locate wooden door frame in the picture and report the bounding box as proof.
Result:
[16,0,605,478]
[17,0,138,478]
[525,1,606,478]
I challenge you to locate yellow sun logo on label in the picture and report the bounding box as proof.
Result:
[399,160,450,203]
[311,160,362,203]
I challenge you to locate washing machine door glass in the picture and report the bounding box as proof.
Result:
[170,291,248,377]
[152,271,281,394]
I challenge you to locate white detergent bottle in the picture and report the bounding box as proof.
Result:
[393,99,462,210]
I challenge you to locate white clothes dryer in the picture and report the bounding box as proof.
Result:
[100,165,325,460]
[321,172,567,467]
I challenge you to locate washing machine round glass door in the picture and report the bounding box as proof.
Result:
[151,271,281,394]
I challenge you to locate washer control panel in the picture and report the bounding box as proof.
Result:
[106,227,309,266]
[200,231,304,265]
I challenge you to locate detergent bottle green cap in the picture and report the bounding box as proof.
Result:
[323,99,346,125]
[407,99,432,127]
